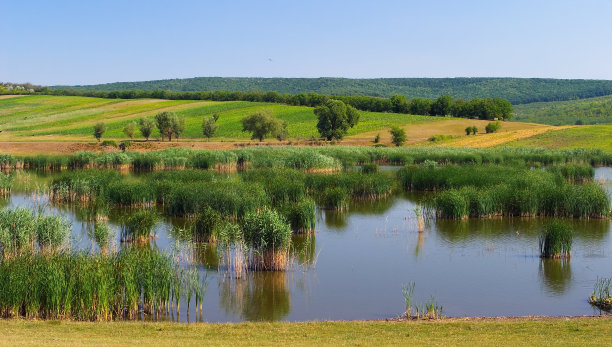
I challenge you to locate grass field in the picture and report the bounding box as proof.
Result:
[0,317,610,346]
[505,125,612,151]
[0,95,437,141]
[0,95,606,152]
[513,94,612,125]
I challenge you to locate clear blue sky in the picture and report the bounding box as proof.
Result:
[2,0,612,85]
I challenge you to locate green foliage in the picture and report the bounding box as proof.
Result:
[361,163,379,174]
[139,117,155,140]
[155,111,181,141]
[314,99,360,140]
[122,121,137,139]
[192,206,222,242]
[389,126,407,147]
[281,198,316,233]
[202,116,218,140]
[93,122,106,142]
[99,140,117,147]
[241,109,283,141]
[242,208,292,251]
[485,121,501,133]
[121,209,159,242]
[428,134,456,142]
[514,94,612,125]
[539,220,573,258]
[374,133,381,143]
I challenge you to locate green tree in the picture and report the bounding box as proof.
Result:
[123,121,137,139]
[465,126,473,136]
[171,115,185,141]
[155,111,175,141]
[390,94,409,113]
[471,126,478,135]
[93,122,106,142]
[409,98,434,115]
[389,126,407,147]
[241,109,283,142]
[276,121,289,141]
[314,99,360,140]
[202,116,218,141]
[139,117,154,141]
[431,95,453,116]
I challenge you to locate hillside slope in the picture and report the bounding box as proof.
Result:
[54,77,612,105]
[513,94,612,125]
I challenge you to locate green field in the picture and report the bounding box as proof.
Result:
[513,94,612,125]
[0,95,436,141]
[0,317,611,346]
[505,125,612,151]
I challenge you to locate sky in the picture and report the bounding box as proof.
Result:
[2,0,612,85]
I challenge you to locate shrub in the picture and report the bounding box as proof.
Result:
[485,121,501,133]
[389,126,407,147]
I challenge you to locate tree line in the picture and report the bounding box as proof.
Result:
[42,88,513,120]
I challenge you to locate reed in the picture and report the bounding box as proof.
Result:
[191,206,222,242]
[322,187,349,211]
[589,277,612,311]
[0,172,14,195]
[121,209,159,242]
[242,208,292,271]
[539,220,573,258]
[282,198,316,233]
[35,215,71,253]
[0,247,198,321]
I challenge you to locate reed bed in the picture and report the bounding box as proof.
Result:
[0,247,205,321]
[0,172,14,195]
[0,208,71,257]
[2,146,612,172]
[282,198,316,233]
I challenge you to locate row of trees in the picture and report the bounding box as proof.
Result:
[47,88,512,120]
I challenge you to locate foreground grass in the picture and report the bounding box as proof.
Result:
[0,317,611,346]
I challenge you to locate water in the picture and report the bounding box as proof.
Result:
[4,168,612,322]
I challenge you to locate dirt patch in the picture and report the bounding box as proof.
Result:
[0,95,27,100]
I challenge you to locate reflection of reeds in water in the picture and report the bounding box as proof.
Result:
[220,272,290,321]
[539,258,572,295]
[250,250,290,271]
[219,243,248,279]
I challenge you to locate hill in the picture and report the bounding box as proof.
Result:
[54,77,612,105]
[513,94,612,125]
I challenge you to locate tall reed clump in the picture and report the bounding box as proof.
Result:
[120,209,159,242]
[322,187,349,211]
[50,170,121,204]
[539,220,573,258]
[90,222,114,253]
[0,172,14,195]
[0,154,17,170]
[191,206,222,242]
[217,222,247,278]
[589,277,612,311]
[401,282,443,319]
[282,198,316,233]
[0,247,203,321]
[0,208,71,257]
[242,208,292,271]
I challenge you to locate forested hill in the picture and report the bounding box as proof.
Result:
[55,77,612,104]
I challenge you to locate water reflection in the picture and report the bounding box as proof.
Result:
[539,258,572,295]
[220,272,290,321]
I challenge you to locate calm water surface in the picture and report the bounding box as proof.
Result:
[5,167,612,322]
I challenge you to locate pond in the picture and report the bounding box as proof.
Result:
[3,167,612,322]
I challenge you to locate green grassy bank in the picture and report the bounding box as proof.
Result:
[0,317,611,346]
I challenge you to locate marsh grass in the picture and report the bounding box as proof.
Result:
[121,209,159,243]
[242,208,292,271]
[282,198,316,233]
[539,220,573,258]
[589,277,612,311]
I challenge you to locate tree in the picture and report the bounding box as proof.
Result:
[409,98,433,115]
[93,122,106,142]
[389,126,407,147]
[241,109,283,141]
[431,95,453,116]
[390,94,409,113]
[139,117,154,141]
[314,99,360,140]
[171,115,185,141]
[276,121,289,141]
[123,121,137,139]
[155,111,175,141]
[465,126,473,136]
[202,116,218,141]
[471,126,478,135]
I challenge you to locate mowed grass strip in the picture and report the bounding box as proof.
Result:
[0,317,611,346]
[0,95,438,140]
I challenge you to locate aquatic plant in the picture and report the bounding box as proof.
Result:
[360,163,379,174]
[121,209,159,242]
[322,187,349,211]
[539,220,573,258]
[242,208,292,270]
[590,277,612,311]
[35,215,71,253]
[191,206,222,242]
[282,198,316,233]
